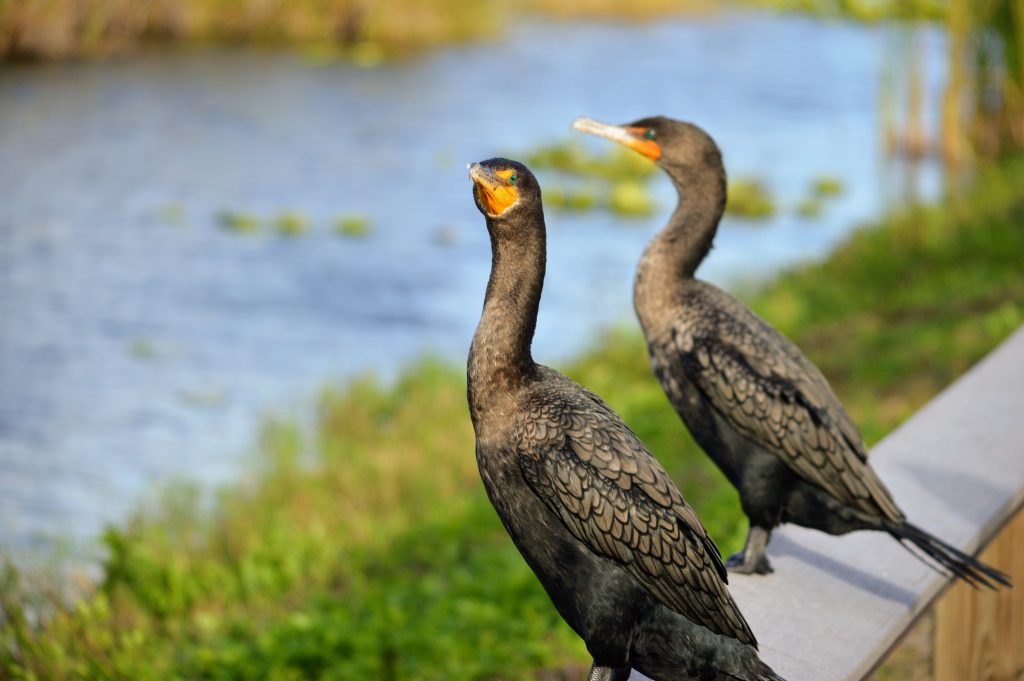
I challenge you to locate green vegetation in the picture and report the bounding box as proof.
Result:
[608,181,657,217]
[216,210,261,234]
[0,0,712,62]
[522,140,659,218]
[726,177,776,220]
[544,186,600,213]
[275,211,310,237]
[941,0,1024,162]
[4,157,1024,679]
[526,141,657,183]
[795,197,824,219]
[793,175,843,219]
[812,175,844,197]
[738,0,945,22]
[753,157,1024,440]
[215,210,373,238]
[335,214,373,238]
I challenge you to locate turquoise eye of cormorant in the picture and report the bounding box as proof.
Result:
[644,129,656,140]
[508,173,518,185]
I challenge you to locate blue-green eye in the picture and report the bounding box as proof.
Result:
[644,129,656,140]
[508,173,518,185]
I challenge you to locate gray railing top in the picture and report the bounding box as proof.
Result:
[717,324,1024,680]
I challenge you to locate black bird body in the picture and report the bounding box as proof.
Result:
[574,116,1009,587]
[644,280,899,540]
[466,158,782,681]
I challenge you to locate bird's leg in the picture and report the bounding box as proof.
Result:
[726,525,774,574]
[586,662,631,681]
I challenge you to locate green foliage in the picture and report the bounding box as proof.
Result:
[4,158,1024,680]
[726,177,776,220]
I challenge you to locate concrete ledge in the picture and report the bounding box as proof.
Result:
[651,324,1024,680]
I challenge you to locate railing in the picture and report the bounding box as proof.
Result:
[656,325,1024,680]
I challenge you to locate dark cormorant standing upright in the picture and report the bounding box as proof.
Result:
[573,116,1009,588]
[466,158,784,681]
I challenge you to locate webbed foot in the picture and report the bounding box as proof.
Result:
[727,525,774,574]
[726,550,774,574]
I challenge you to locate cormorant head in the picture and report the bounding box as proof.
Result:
[572,115,722,180]
[468,157,542,221]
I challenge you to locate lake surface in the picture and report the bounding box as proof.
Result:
[0,12,945,557]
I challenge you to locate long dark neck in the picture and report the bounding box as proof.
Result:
[468,211,545,419]
[634,162,726,330]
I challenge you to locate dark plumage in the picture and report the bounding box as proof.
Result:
[466,158,783,681]
[573,115,1010,588]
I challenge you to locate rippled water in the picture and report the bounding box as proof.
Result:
[0,12,945,555]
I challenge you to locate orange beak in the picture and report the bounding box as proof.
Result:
[572,117,662,161]
[469,163,520,216]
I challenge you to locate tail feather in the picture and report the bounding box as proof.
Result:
[890,521,1011,589]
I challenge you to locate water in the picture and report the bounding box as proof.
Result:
[0,12,946,556]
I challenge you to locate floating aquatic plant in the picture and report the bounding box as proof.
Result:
[609,181,656,217]
[726,178,776,220]
[544,186,599,212]
[812,175,844,197]
[335,215,373,238]
[216,211,261,234]
[275,212,310,237]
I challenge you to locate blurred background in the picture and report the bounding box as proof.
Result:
[1,0,1022,678]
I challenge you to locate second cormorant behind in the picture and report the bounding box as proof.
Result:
[573,115,1009,588]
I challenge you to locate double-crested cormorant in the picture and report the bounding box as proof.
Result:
[467,158,784,681]
[573,116,1010,588]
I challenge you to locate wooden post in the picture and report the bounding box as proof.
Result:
[934,509,1024,681]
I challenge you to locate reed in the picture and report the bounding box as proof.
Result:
[941,0,1024,162]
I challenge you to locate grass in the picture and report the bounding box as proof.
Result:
[4,157,1024,679]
